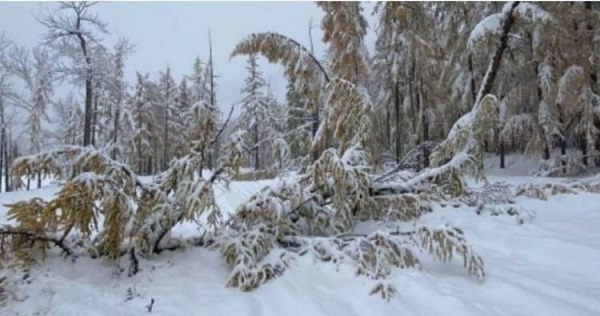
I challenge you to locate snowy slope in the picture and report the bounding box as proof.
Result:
[1,173,600,316]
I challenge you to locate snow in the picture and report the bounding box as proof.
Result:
[2,163,600,315]
[514,3,551,24]
[467,13,502,49]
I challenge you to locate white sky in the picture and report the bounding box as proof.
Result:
[0,1,377,113]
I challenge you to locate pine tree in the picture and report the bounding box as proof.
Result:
[107,39,134,161]
[238,54,268,170]
[158,66,178,170]
[189,56,208,104]
[130,72,154,175]
[53,93,83,147]
[284,78,311,164]
[173,78,191,158]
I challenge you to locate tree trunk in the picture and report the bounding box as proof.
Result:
[419,77,429,168]
[0,95,4,193]
[499,141,505,169]
[208,29,215,171]
[0,132,3,193]
[37,172,41,189]
[254,124,260,170]
[111,108,120,160]
[560,138,567,174]
[83,83,93,147]
[475,2,520,106]
[311,104,319,162]
[394,80,401,164]
[91,92,98,147]
[163,67,170,171]
[581,137,588,166]
[468,54,477,104]
[77,33,94,146]
[385,107,391,149]
[4,128,11,192]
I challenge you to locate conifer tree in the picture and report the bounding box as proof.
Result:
[173,78,191,158]
[130,72,154,174]
[158,66,177,170]
[107,39,134,161]
[238,54,268,170]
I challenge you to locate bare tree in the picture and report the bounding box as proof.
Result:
[38,2,108,147]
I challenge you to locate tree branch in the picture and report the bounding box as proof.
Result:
[0,228,76,258]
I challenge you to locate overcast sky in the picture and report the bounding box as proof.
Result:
[0,1,377,113]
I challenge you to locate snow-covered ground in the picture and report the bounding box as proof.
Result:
[1,162,600,316]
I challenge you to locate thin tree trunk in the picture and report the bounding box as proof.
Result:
[111,108,120,160]
[385,107,391,149]
[419,77,429,168]
[5,128,11,192]
[81,47,93,147]
[468,54,477,104]
[409,58,417,136]
[163,67,170,171]
[0,95,4,193]
[474,1,520,106]
[208,29,215,171]
[394,80,401,164]
[91,92,98,147]
[560,138,567,173]
[311,104,319,162]
[5,129,12,192]
[308,21,320,163]
[581,137,588,166]
[0,131,3,193]
[543,145,550,160]
[254,124,260,170]
[499,141,505,169]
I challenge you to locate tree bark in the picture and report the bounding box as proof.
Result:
[474,1,520,106]
[111,108,120,160]
[254,124,260,170]
[208,29,215,171]
[0,95,4,193]
[4,127,11,192]
[468,54,477,104]
[77,31,94,148]
[499,141,505,169]
[581,137,588,166]
[394,80,401,164]
[419,77,429,168]
[163,67,170,171]
[91,92,98,147]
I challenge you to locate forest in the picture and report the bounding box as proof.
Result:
[0,2,599,315]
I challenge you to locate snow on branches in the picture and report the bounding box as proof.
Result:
[1,122,245,268]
